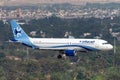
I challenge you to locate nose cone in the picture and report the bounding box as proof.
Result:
[108,44,113,50]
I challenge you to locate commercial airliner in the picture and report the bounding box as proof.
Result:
[10,20,113,58]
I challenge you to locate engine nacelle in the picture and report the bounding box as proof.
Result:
[65,50,76,56]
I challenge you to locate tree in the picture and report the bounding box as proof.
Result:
[0,66,7,80]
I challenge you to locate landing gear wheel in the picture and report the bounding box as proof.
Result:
[57,55,62,59]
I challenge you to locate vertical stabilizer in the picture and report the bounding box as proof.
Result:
[10,20,29,41]
[10,20,35,48]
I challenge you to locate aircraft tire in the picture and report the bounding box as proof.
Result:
[57,55,62,59]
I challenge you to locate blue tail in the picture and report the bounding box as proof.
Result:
[10,20,29,41]
[10,20,37,49]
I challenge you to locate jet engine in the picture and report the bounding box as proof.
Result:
[65,50,76,56]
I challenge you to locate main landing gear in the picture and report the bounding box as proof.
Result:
[57,51,66,59]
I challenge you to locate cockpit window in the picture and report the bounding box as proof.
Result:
[102,42,108,45]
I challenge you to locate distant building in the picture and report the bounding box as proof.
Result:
[30,31,37,36]
[111,32,120,37]
[109,28,112,33]
[16,8,22,18]
[83,33,91,37]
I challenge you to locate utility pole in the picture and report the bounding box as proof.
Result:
[113,37,116,67]
[114,37,116,55]
[26,47,29,61]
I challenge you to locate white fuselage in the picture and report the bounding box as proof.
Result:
[29,38,113,51]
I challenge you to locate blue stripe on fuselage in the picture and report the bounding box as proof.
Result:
[37,45,99,51]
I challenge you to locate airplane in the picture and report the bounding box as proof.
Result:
[9,20,113,59]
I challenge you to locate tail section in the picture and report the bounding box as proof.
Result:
[10,20,29,41]
[10,20,37,49]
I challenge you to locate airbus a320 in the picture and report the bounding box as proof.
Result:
[10,20,113,59]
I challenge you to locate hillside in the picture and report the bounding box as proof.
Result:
[0,17,120,80]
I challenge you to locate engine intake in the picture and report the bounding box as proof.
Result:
[65,50,76,56]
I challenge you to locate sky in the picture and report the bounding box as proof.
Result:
[1,0,120,6]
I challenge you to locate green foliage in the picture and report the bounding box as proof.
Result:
[0,52,6,59]
[0,66,7,80]
[91,75,105,80]
[51,72,72,80]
